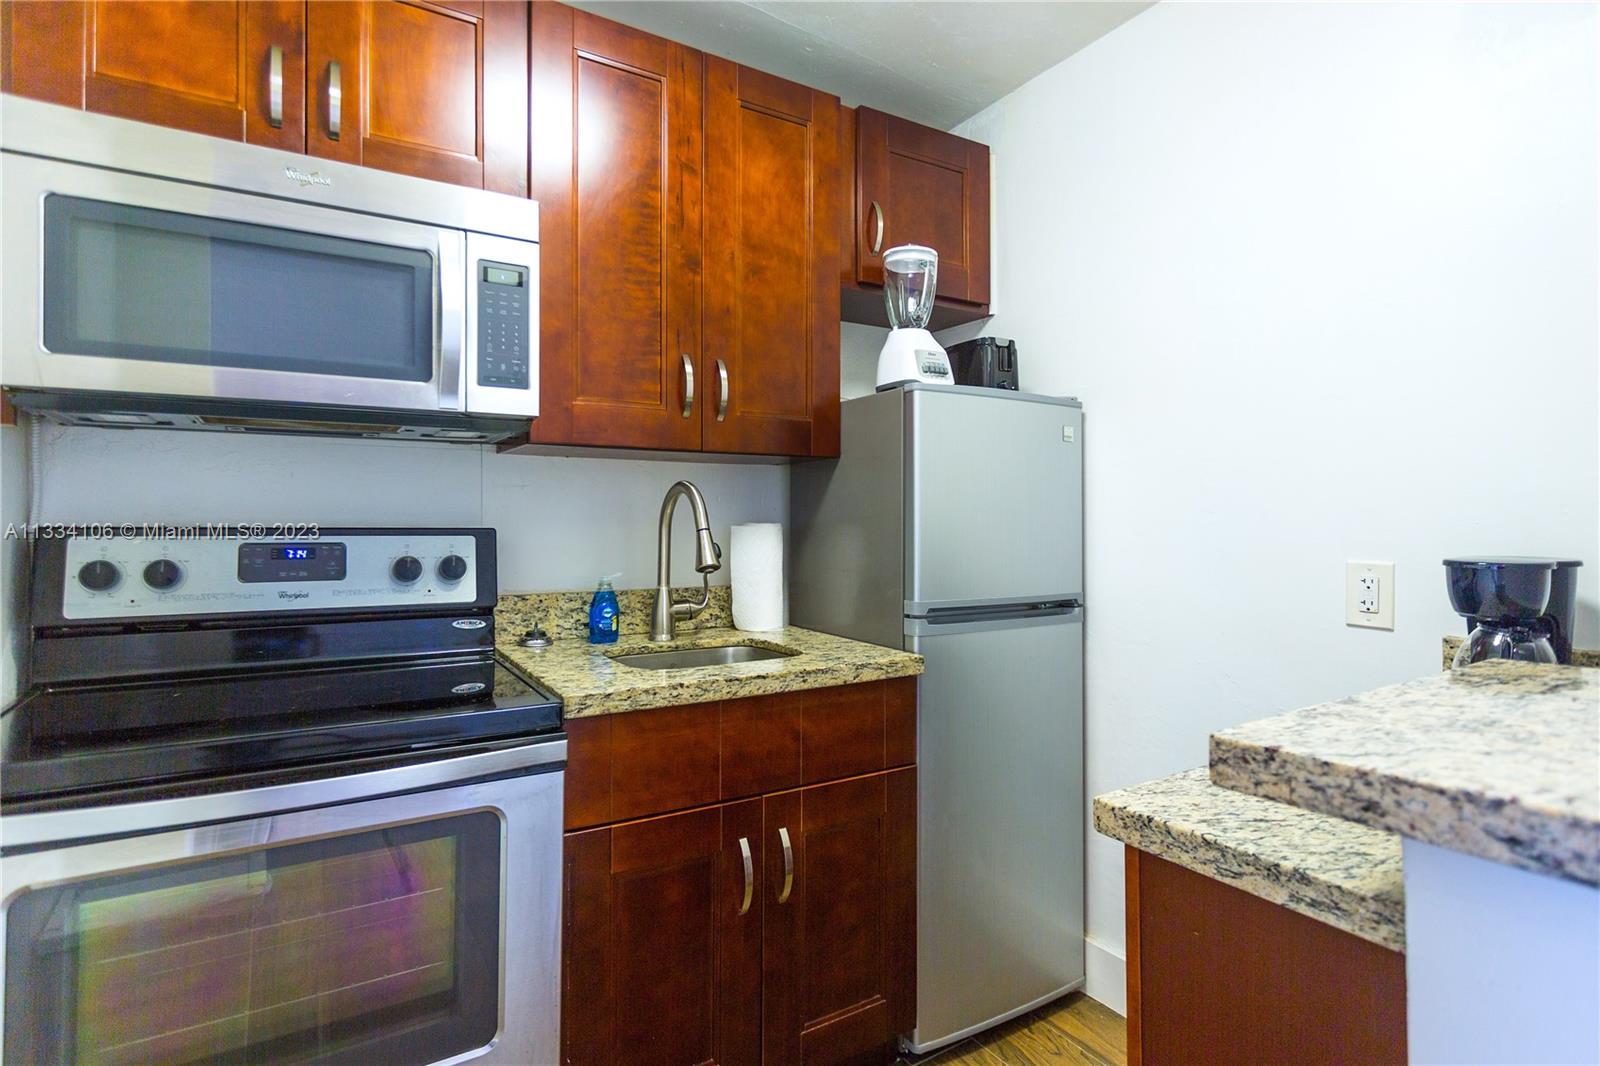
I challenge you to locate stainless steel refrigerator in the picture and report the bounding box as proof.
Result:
[789,383,1085,1054]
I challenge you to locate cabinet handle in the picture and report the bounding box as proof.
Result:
[738,836,754,916]
[777,826,793,904]
[680,354,694,417]
[267,46,283,128]
[327,60,342,141]
[715,359,728,423]
[870,200,884,255]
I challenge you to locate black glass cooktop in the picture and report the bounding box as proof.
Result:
[1,653,562,805]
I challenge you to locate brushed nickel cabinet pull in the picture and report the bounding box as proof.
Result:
[327,60,342,140]
[715,359,728,423]
[777,826,793,904]
[870,200,884,255]
[681,354,695,417]
[268,46,283,128]
[738,836,754,916]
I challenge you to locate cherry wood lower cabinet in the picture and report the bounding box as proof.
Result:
[1125,848,1406,1066]
[561,679,917,1066]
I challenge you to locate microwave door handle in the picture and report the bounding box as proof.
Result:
[438,235,466,411]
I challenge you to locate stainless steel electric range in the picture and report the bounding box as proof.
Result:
[0,527,564,1066]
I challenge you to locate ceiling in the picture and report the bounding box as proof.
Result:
[568,2,1154,130]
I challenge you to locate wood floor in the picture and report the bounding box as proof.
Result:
[903,993,1128,1066]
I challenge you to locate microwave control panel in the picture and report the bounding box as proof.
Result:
[475,260,530,389]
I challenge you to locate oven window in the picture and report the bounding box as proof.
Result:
[4,812,500,1065]
[42,195,434,382]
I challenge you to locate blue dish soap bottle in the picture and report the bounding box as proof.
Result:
[587,574,621,644]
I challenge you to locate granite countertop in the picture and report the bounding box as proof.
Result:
[495,589,922,718]
[1211,662,1600,885]
[1095,768,1405,951]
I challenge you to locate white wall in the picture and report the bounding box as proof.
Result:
[0,423,786,697]
[952,0,1600,1007]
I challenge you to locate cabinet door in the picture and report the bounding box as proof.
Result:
[2,0,305,150]
[528,5,704,451]
[703,59,841,458]
[563,801,763,1066]
[763,769,916,1066]
[855,108,990,305]
[306,0,527,192]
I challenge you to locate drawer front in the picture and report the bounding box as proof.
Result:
[564,677,917,830]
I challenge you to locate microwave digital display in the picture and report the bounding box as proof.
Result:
[482,265,524,287]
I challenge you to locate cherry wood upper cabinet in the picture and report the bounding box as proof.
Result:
[306,0,528,192]
[1,0,306,151]
[762,770,916,1066]
[562,800,764,1066]
[854,107,989,303]
[702,59,841,458]
[527,4,703,451]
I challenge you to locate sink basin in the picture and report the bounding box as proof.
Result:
[610,644,798,670]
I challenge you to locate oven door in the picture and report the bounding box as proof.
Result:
[0,151,467,415]
[0,739,563,1066]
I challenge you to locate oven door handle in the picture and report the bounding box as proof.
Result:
[0,734,566,850]
[437,232,467,411]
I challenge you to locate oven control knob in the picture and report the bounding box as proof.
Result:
[437,554,468,583]
[78,559,121,592]
[391,555,423,584]
[143,559,184,590]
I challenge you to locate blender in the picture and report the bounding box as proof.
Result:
[874,244,953,390]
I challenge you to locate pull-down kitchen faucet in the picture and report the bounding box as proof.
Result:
[651,480,722,641]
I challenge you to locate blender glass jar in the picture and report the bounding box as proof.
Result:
[882,245,938,329]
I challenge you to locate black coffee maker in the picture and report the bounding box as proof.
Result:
[1444,557,1583,667]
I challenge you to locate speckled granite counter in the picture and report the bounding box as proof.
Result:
[494,591,922,717]
[1095,769,1405,951]
[1211,662,1600,885]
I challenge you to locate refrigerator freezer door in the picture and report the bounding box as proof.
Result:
[906,608,1086,1052]
[905,387,1083,611]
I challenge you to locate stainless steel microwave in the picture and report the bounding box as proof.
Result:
[0,96,538,443]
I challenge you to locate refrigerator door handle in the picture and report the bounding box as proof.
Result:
[905,605,1082,638]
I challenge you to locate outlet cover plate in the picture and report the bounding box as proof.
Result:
[1346,561,1395,630]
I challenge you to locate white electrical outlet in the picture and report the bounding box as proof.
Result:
[1346,561,1395,630]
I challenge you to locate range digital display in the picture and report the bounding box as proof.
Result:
[238,542,347,583]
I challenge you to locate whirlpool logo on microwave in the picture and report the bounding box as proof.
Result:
[283,165,332,189]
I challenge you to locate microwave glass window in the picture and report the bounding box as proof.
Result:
[3,812,500,1065]
[42,195,433,382]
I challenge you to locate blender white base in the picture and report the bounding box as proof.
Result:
[875,327,953,390]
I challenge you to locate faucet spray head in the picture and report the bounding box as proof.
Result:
[695,530,722,574]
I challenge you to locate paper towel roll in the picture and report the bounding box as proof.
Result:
[731,523,785,631]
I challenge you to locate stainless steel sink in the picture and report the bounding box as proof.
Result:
[610,644,798,670]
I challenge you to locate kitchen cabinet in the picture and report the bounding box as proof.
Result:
[561,679,917,1065]
[1,0,526,192]
[2,0,306,151]
[521,7,841,459]
[1125,848,1407,1065]
[701,59,841,457]
[527,4,703,451]
[842,106,991,331]
[762,771,916,1066]
[306,0,528,193]
[563,800,764,1065]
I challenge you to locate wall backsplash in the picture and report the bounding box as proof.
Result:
[0,420,789,698]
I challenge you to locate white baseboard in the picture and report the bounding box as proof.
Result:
[1083,936,1127,1016]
